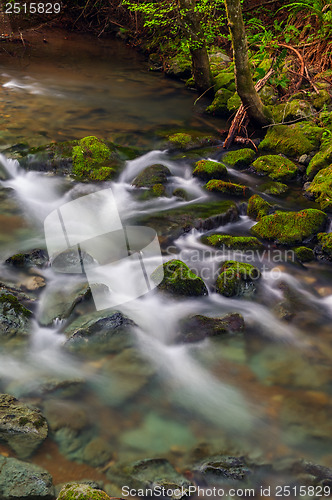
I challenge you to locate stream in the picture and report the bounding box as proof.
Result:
[0,28,331,493]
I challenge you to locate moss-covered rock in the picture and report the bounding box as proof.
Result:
[193,159,227,181]
[306,165,332,210]
[205,88,233,116]
[166,54,191,79]
[294,246,315,262]
[72,136,117,181]
[251,209,328,245]
[0,292,32,340]
[57,483,110,500]
[132,164,171,188]
[292,122,324,150]
[312,89,331,110]
[222,148,256,168]
[214,71,235,91]
[0,394,48,459]
[178,312,245,342]
[306,141,332,180]
[260,180,289,196]
[140,183,167,200]
[316,232,332,259]
[258,125,314,157]
[205,179,249,196]
[167,133,192,149]
[5,248,48,269]
[172,188,189,200]
[271,100,315,123]
[201,233,263,250]
[258,85,278,106]
[252,155,298,181]
[151,259,208,297]
[227,92,242,112]
[216,261,261,297]
[247,194,273,221]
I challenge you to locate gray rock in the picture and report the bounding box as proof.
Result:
[0,394,48,458]
[0,455,54,499]
[5,249,48,269]
[39,282,91,326]
[193,455,251,480]
[0,292,33,340]
[82,437,113,467]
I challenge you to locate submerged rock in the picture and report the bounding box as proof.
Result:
[63,310,135,354]
[205,179,249,196]
[193,455,251,480]
[305,164,332,210]
[201,233,263,251]
[39,282,91,326]
[222,148,256,168]
[0,292,32,340]
[151,259,208,297]
[251,155,298,181]
[216,261,261,297]
[0,394,48,458]
[260,180,288,196]
[251,209,328,245]
[0,455,54,499]
[178,312,245,342]
[247,194,273,221]
[192,159,227,181]
[57,483,110,500]
[82,437,113,467]
[5,249,48,269]
[132,164,171,188]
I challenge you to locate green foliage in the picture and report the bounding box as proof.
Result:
[278,0,332,39]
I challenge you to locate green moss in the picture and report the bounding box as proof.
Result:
[317,232,332,257]
[201,234,263,250]
[216,260,261,297]
[57,483,110,500]
[306,141,332,180]
[251,209,328,245]
[312,89,331,110]
[247,194,273,221]
[172,188,189,200]
[72,136,115,181]
[205,89,233,116]
[18,416,29,426]
[151,259,208,297]
[252,155,298,181]
[193,160,227,181]
[292,122,324,150]
[260,181,288,196]
[270,100,314,123]
[214,71,235,91]
[205,179,249,196]
[168,133,192,149]
[223,148,256,168]
[227,92,242,112]
[258,125,314,157]
[0,293,32,318]
[132,164,171,188]
[294,246,315,262]
[306,165,332,210]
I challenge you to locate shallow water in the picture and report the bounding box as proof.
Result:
[0,29,331,494]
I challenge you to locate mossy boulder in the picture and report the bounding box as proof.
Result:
[151,259,208,297]
[205,179,249,196]
[312,89,331,110]
[205,88,233,116]
[251,209,328,245]
[227,92,242,112]
[306,141,332,180]
[316,232,332,259]
[0,292,32,340]
[201,234,263,250]
[167,133,193,149]
[306,165,332,210]
[5,248,48,269]
[260,180,288,196]
[216,261,261,297]
[258,85,278,106]
[0,394,48,458]
[214,71,236,91]
[252,155,298,181]
[193,159,227,181]
[272,100,315,123]
[292,122,324,150]
[247,195,273,221]
[57,483,110,500]
[258,125,314,157]
[166,54,191,79]
[294,246,315,262]
[72,136,118,181]
[222,148,256,168]
[178,312,245,342]
[132,164,171,188]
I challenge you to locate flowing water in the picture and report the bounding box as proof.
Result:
[0,29,331,491]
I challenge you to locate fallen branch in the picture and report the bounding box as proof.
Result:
[223,67,274,149]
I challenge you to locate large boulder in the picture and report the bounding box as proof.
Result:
[251,155,298,181]
[192,159,227,181]
[258,125,314,157]
[305,164,332,211]
[0,456,54,499]
[0,394,48,458]
[251,209,328,245]
[216,261,261,297]
[151,259,208,297]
